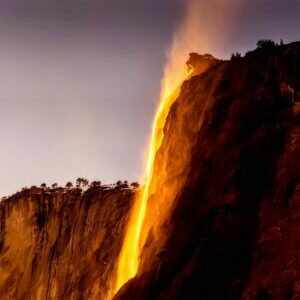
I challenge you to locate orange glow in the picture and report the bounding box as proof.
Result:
[113,19,192,294]
[114,86,182,293]
[112,0,241,297]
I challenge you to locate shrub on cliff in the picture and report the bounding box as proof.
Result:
[51,183,58,189]
[82,178,89,187]
[256,39,277,51]
[115,180,130,189]
[76,177,89,188]
[130,182,140,189]
[66,182,73,189]
[231,52,242,60]
[90,181,101,188]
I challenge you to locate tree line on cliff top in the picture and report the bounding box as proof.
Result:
[38,178,140,191]
[0,179,139,200]
[231,38,285,60]
[0,179,140,202]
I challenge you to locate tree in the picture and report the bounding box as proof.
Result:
[231,52,241,60]
[76,178,82,188]
[82,178,89,187]
[66,182,73,189]
[130,182,140,188]
[90,181,101,188]
[256,39,276,50]
[51,183,58,189]
[76,177,89,188]
[40,183,47,189]
[280,39,284,46]
[116,180,122,187]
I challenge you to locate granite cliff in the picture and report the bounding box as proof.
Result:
[0,186,134,299]
[0,42,300,300]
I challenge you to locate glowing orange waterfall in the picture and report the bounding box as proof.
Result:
[112,0,241,297]
[114,85,183,293]
[113,23,197,292]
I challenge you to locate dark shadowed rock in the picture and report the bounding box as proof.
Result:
[115,42,300,300]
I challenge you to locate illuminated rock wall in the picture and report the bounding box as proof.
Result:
[0,187,133,300]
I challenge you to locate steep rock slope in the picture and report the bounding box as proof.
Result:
[0,187,133,299]
[116,43,300,299]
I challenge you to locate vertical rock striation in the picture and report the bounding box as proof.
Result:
[0,187,133,299]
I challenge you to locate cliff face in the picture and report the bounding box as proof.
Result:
[116,43,300,299]
[0,42,300,300]
[0,187,133,300]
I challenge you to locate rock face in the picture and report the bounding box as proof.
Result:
[115,42,300,299]
[0,187,133,299]
[0,42,300,300]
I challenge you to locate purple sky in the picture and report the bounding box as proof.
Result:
[0,0,299,195]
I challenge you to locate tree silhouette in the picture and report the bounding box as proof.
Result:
[66,182,73,189]
[76,178,89,188]
[130,182,140,188]
[40,183,47,189]
[82,178,89,187]
[51,183,58,189]
[76,178,82,188]
[90,181,101,188]
[231,52,242,60]
[256,39,276,50]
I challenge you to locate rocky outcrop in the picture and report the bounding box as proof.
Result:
[0,187,133,300]
[115,42,300,299]
[187,53,219,75]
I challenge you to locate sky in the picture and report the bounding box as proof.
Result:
[0,0,299,195]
